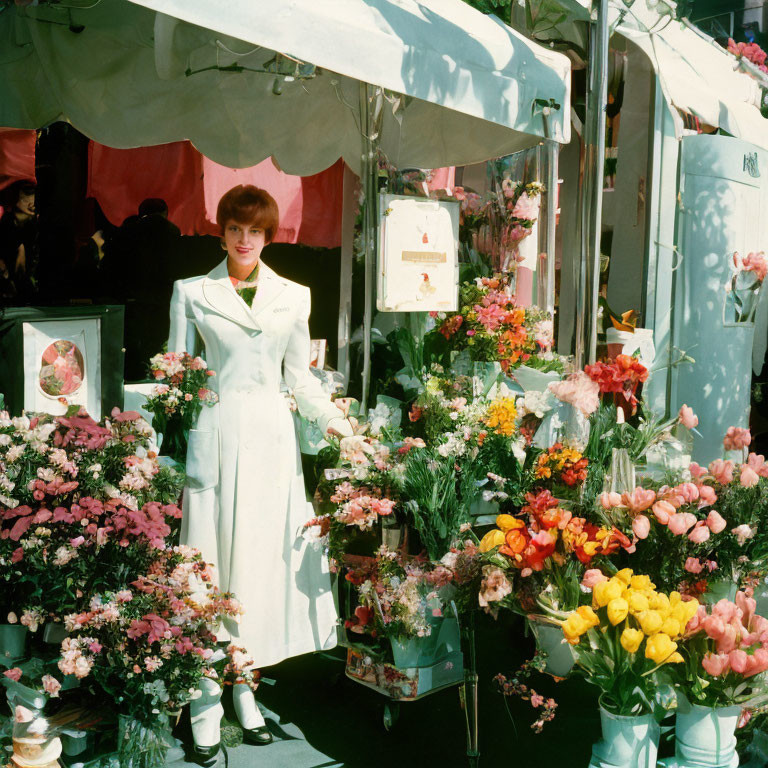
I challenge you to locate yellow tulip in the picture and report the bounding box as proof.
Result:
[582,541,601,557]
[648,592,671,617]
[478,529,506,553]
[661,617,681,638]
[616,568,634,585]
[682,598,700,623]
[667,652,684,664]
[645,633,678,665]
[607,598,630,626]
[577,605,600,628]
[637,610,663,635]
[593,579,624,608]
[562,613,590,644]
[669,591,682,607]
[628,592,650,614]
[630,574,655,591]
[620,627,644,653]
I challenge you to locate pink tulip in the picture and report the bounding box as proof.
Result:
[632,515,651,540]
[685,606,707,635]
[736,591,756,629]
[712,599,739,624]
[729,649,749,674]
[599,491,622,510]
[724,426,751,452]
[688,462,706,479]
[668,512,697,536]
[652,500,676,525]
[697,484,717,507]
[706,510,727,534]
[747,452,768,478]
[716,624,739,654]
[702,615,726,639]
[684,557,704,574]
[679,404,699,429]
[746,648,768,677]
[688,521,711,544]
[621,487,656,513]
[708,459,735,485]
[740,465,760,488]
[675,483,700,503]
[581,568,609,589]
[702,652,730,677]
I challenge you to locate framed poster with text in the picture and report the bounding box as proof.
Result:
[377,194,459,313]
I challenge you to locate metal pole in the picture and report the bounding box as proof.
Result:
[544,140,559,316]
[359,83,377,414]
[574,0,609,367]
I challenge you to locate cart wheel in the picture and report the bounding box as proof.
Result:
[382,701,400,731]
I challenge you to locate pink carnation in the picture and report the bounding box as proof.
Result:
[724,426,751,452]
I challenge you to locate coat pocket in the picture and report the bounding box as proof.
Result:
[186,429,219,490]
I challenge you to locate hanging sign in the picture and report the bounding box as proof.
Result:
[376,194,459,312]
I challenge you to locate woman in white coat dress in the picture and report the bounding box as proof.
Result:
[168,185,353,762]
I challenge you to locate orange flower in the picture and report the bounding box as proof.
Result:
[499,525,530,559]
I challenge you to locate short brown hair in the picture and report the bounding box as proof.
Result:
[216,185,279,243]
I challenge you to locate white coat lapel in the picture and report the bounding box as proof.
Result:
[250,263,288,318]
[202,259,260,331]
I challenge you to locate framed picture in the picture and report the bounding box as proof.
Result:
[377,194,459,313]
[0,306,125,417]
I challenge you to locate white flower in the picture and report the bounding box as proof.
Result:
[0,434,11,447]
[511,436,527,463]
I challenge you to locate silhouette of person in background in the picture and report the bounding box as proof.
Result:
[102,197,181,380]
[0,181,38,305]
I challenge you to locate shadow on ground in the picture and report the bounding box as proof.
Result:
[174,612,614,768]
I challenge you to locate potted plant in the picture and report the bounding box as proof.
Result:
[659,590,768,768]
[559,569,699,768]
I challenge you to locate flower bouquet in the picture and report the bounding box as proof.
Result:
[658,591,768,768]
[427,276,562,374]
[560,569,699,768]
[143,352,218,463]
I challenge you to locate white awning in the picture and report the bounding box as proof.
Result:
[616,4,768,148]
[0,0,571,175]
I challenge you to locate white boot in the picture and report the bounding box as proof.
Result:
[232,683,265,729]
[189,677,223,748]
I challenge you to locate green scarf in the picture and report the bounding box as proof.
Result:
[233,262,260,308]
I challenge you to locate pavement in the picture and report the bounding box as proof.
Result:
[170,612,606,768]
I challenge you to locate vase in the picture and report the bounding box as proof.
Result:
[117,714,176,768]
[658,700,740,768]
[701,579,738,605]
[42,622,68,645]
[588,706,660,768]
[0,624,28,662]
[527,616,576,678]
[158,420,188,465]
[390,616,460,668]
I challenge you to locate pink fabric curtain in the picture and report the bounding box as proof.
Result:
[87,141,344,247]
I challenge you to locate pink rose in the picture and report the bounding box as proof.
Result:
[701,652,730,677]
[706,510,727,534]
[708,459,734,485]
[740,465,760,488]
[581,569,609,590]
[724,426,751,452]
[688,521,711,544]
[679,404,699,429]
[3,668,22,682]
[747,452,768,478]
[684,557,704,574]
[41,675,61,697]
[688,462,706,479]
[732,524,754,545]
[632,515,651,540]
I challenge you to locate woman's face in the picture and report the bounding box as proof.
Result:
[223,220,266,270]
